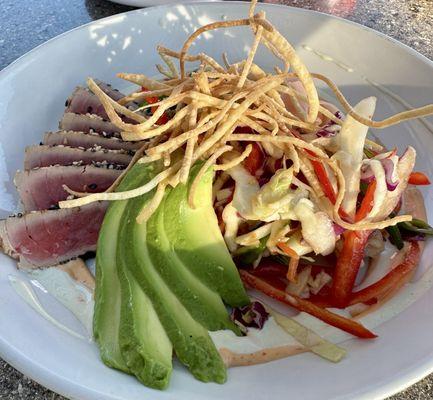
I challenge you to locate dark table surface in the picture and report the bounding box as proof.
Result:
[0,0,432,399]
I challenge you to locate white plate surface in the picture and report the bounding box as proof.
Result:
[1,2,433,399]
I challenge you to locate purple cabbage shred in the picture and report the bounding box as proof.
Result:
[317,111,343,138]
[333,223,345,236]
[402,232,426,242]
[361,158,400,191]
[381,158,399,191]
[230,301,269,331]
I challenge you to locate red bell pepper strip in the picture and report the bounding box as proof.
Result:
[331,179,381,306]
[349,241,420,305]
[305,149,337,204]
[355,180,377,222]
[408,172,431,186]
[331,230,372,308]
[303,153,352,222]
[311,159,337,204]
[308,294,334,309]
[140,87,167,125]
[304,150,355,222]
[240,269,377,339]
[140,87,158,103]
[153,111,168,125]
[243,142,265,176]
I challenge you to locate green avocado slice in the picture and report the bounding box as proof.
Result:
[146,190,240,333]
[94,162,172,390]
[120,188,227,384]
[93,163,145,372]
[116,164,173,389]
[163,162,250,307]
[117,263,172,389]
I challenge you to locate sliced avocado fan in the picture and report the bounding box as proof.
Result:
[94,161,250,388]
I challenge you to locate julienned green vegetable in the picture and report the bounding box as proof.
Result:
[94,161,250,389]
[398,218,433,235]
[234,235,268,265]
[386,225,404,250]
[363,146,376,159]
[386,218,433,251]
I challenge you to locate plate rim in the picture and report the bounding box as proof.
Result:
[1,2,433,399]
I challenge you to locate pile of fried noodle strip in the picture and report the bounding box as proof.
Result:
[59,0,433,231]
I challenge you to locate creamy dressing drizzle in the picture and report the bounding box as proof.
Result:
[8,274,86,340]
[301,44,433,135]
[28,268,94,336]
[302,45,355,73]
[210,317,300,353]
[219,344,305,367]
[210,317,306,367]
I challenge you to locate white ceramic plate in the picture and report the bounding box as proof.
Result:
[108,0,216,8]
[1,2,433,399]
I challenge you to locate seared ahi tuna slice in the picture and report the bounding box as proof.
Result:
[43,131,142,152]
[65,81,137,118]
[0,202,107,267]
[93,79,126,102]
[66,87,110,119]
[24,145,132,170]
[59,113,120,137]
[15,165,122,211]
